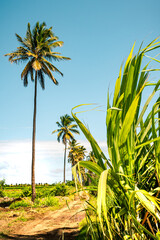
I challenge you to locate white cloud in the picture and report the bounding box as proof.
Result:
[0,139,108,184]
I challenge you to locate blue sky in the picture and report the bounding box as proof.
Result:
[0,0,160,184]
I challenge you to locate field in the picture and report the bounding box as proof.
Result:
[0,183,87,240]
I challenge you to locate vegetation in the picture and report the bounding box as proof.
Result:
[68,139,86,180]
[5,22,70,202]
[3,20,160,240]
[0,179,5,190]
[1,182,74,198]
[52,114,80,182]
[9,196,60,209]
[72,38,160,239]
[0,179,5,197]
[0,182,75,210]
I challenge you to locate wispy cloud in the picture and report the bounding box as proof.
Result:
[0,139,108,184]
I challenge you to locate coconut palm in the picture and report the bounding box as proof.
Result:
[68,139,80,167]
[52,114,80,183]
[5,22,70,202]
[68,139,86,180]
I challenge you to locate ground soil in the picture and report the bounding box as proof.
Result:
[0,198,86,240]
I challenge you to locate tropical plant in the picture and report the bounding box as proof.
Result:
[68,140,86,166]
[5,22,70,202]
[72,38,160,239]
[52,114,80,183]
[68,139,86,180]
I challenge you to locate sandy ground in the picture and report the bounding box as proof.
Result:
[0,199,86,240]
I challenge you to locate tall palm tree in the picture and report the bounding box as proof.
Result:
[5,22,70,202]
[52,114,80,183]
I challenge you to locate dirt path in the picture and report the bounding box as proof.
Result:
[0,199,86,240]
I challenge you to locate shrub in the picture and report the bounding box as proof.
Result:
[10,200,31,209]
[43,196,59,206]
[53,183,67,196]
[66,180,75,186]
[4,189,22,198]
[21,187,32,197]
[36,187,56,198]
[34,196,59,207]
[20,183,68,199]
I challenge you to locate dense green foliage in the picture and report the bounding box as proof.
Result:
[0,182,75,209]
[72,38,160,239]
[9,196,60,209]
[2,182,73,198]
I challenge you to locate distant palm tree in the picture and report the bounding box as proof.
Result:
[52,114,80,183]
[68,139,86,180]
[68,139,80,167]
[5,22,70,202]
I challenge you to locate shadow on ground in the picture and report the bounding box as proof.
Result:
[0,198,22,208]
[0,227,79,240]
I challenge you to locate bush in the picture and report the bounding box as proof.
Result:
[20,183,68,199]
[4,189,22,198]
[36,188,54,198]
[53,183,67,196]
[21,187,32,197]
[10,200,31,209]
[43,196,59,206]
[33,196,59,207]
[66,180,75,187]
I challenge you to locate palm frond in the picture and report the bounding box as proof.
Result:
[47,53,71,62]
[57,131,63,143]
[38,70,45,89]
[41,62,58,85]
[21,60,34,80]
[41,57,63,76]
[49,41,64,48]
[15,33,30,49]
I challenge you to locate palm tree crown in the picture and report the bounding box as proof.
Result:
[52,114,80,182]
[5,22,70,88]
[68,140,86,181]
[68,139,86,166]
[53,114,80,144]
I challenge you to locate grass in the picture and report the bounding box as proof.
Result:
[10,199,32,209]
[3,189,22,198]
[0,183,76,212]
[16,216,28,222]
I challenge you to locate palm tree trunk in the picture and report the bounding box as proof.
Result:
[64,142,67,183]
[31,71,37,202]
